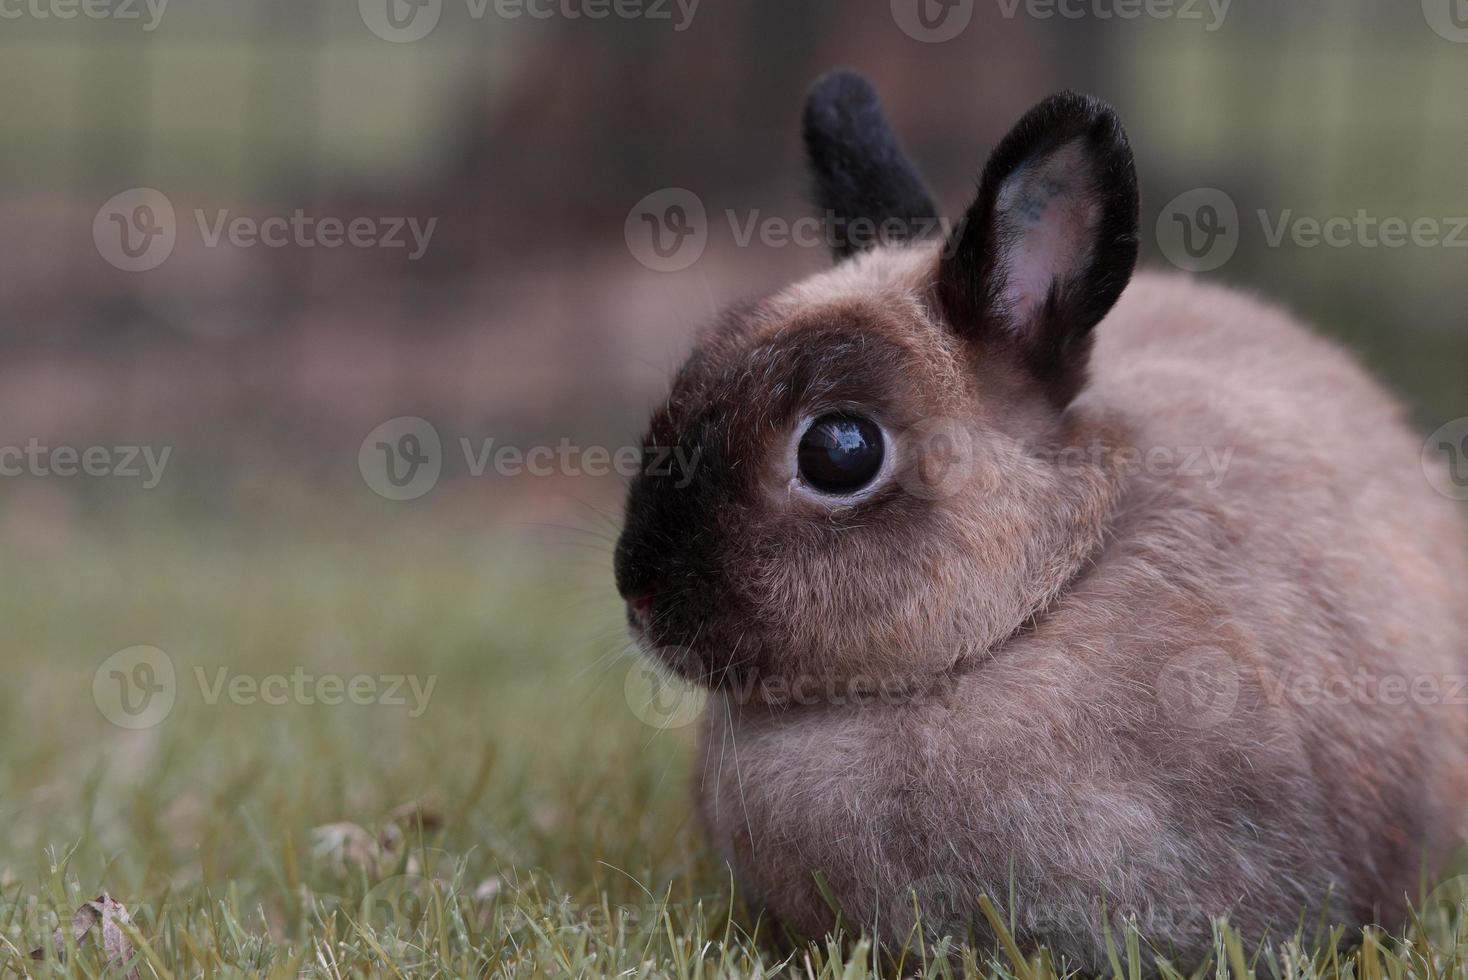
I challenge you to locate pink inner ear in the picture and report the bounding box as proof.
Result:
[993,139,1101,332]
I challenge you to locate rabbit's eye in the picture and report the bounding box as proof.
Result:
[797,413,885,495]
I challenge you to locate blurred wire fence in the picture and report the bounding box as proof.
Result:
[0,0,1463,497]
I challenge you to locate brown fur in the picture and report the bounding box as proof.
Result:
[616,94,1468,970]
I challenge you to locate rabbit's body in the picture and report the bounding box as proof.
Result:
[694,259,1468,967]
[616,75,1468,968]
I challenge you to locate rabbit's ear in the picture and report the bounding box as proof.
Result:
[803,71,940,260]
[938,92,1138,408]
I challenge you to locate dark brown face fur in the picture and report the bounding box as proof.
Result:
[614,246,1125,695]
[616,288,969,688]
[610,309,916,677]
[616,84,1139,697]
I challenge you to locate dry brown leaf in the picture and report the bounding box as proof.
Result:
[29,893,140,980]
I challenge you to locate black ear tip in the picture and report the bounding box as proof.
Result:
[1026,90,1130,149]
[979,91,1136,213]
[800,69,939,260]
[804,70,881,126]
[807,70,877,105]
[1047,89,1114,113]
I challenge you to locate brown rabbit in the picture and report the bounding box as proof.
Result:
[613,70,1468,969]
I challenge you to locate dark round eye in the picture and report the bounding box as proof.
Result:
[797,413,885,495]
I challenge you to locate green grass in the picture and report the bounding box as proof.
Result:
[1,499,1465,978]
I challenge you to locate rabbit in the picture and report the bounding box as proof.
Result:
[613,70,1468,970]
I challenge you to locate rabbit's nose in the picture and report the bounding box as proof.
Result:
[627,594,655,619]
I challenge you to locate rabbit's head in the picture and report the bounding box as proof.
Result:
[615,72,1139,693]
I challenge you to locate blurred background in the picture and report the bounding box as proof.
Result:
[0,0,1465,944]
[1,0,1465,523]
